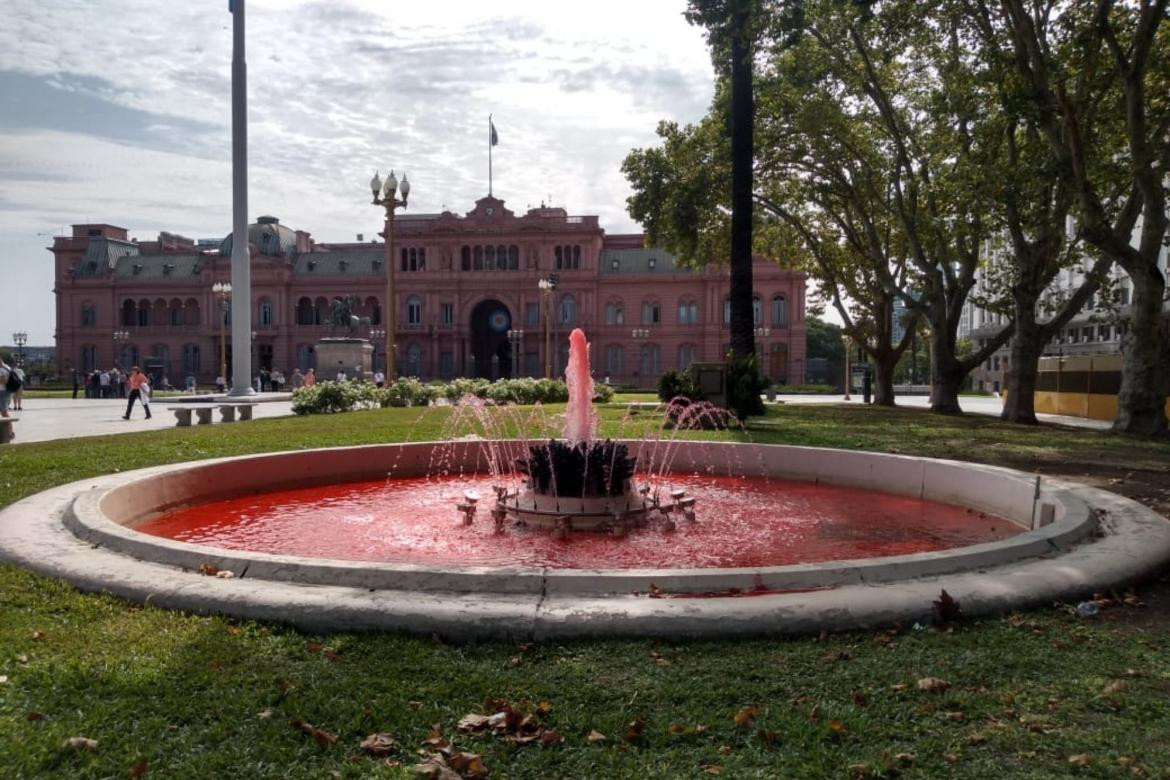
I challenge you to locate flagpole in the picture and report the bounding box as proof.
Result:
[228,0,254,396]
[488,114,493,197]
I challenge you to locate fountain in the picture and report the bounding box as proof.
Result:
[496,328,694,533]
[1,327,1168,639]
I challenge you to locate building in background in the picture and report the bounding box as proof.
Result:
[51,196,806,387]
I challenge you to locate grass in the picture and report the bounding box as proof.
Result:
[2,403,1169,778]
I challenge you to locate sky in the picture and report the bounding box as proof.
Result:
[0,0,720,346]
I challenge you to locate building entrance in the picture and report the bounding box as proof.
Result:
[469,299,512,379]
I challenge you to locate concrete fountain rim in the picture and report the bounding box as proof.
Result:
[2,440,1168,640]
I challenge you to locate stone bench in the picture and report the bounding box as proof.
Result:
[167,403,258,427]
[0,416,19,444]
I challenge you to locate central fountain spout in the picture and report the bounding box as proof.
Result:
[563,328,596,444]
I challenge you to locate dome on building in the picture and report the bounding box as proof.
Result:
[219,215,298,257]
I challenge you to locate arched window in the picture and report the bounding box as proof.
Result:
[400,247,409,272]
[183,298,200,327]
[120,343,139,368]
[555,246,563,270]
[497,245,507,272]
[473,246,484,270]
[81,345,98,372]
[258,297,273,326]
[122,299,137,327]
[169,298,183,326]
[461,246,472,271]
[572,245,581,269]
[508,245,519,270]
[605,301,624,325]
[484,245,496,271]
[313,297,328,326]
[406,295,422,325]
[417,247,426,271]
[153,298,168,326]
[296,297,314,325]
[405,343,423,377]
[771,295,787,327]
[641,300,660,325]
[137,299,151,327]
[153,344,170,377]
[677,299,699,325]
[182,343,200,375]
[364,296,381,325]
[605,344,624,377]
[559,294,576,325]
[752,295,762,325]
[677,344,697,372]
[639,343,661,378]
[81,301,97,327]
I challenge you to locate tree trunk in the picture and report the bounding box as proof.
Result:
[873,356,897,406]
[1114,268,1168,435]
[930,338,965,414]
[1000,290,1043,425]
[727,5,755,360]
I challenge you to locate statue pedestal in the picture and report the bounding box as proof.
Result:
[315,338,373,381]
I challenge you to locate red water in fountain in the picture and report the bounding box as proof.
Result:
[136,473,1018,569]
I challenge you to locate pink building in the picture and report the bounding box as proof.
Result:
[52,196,806,387]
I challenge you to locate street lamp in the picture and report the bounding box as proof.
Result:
[112,329,130,367]
[369,328,386,372]
[842,332,851,401]
[632,328,651,384]
[212,281,232,387]
[538,276,558,378]
[507,328,525,377]
[11,331,27,367]
[370,169,410,379]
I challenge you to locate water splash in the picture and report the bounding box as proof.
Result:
[563,327,596,444]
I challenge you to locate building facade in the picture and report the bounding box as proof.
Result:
[52,196,807,387]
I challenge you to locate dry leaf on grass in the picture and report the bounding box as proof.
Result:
[701,765,722,775]
[734,704,761,728]
[623,719,645,742]
[290,719,337,747]
[827,719,847,735]
[63,737,98,751]
[448,751,489,779]
[917,677,951,692]
[586,730,606,744]
[257,709,274,720]
[1068,754,1091,767]
[457,714,490,733]
[360,732,397,756]
[1102,681,1126,695]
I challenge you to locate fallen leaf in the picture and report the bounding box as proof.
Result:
[290,719,337,747]
[197,563,220,576]
[917,677,951,692]
[538,730,564,745]
[1068,754,1091,766]
[667,723,687,734]
[586,730,606,745]
[31,630,45,641]
[1102,681,1126,696]
[457,714,490,733]
[448,751,489,780]
[943,753,959,764]
[422,724,452,753]
[129,761,148,778]
[702,765,722,775]
[27,711,44,721]
[360,732,397,756]
[63,737,98,751]
[827,719,847,735]
[734,704,761,728]
[648,583,664,598]
[893,752,915,765]
[410,758,460,780]
[889,683,908,692]
[623,719,645,742]
[852,691,869,707]
[933,589,963,623]
[215,570,235,579]
[16,654,28,664]
[694,724,709,733]
[257,709,274,720]
[717,744,732,755]
[306,642,323,653]
[224,626,241,635]
[757,728,779,749]
[1118,757,1136,767]
[847,763,872,778]
[0,675,7,684]
[944,711,966,722]
[535,701,553,716]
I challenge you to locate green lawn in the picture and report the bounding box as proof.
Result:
[2,404,1168,778]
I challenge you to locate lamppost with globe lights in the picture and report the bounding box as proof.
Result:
[370,169,410,380]
[506,328,524,377]
[112,329,130,368]
[538,276,558,378]
[11,331,27,367]
[212,281,232,387]
[368,328,386,373]
[632,328,651,384]
[842,333,851,400]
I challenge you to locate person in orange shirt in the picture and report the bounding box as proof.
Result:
[304,368,316,387]
[123,366,152,420]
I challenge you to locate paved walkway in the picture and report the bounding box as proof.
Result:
[3,390,1109,446]
[5,395,296,444]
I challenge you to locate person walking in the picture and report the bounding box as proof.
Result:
[304,368,316,387]
[10,364,25,410]
[290,368,304,389]
[122,366,152,420]
[99,369,111,398]
[71,368,80,399]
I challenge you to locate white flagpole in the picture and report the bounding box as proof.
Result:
[229,0,254,396]
[488,114,493,197]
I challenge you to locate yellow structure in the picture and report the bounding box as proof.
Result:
[1032,354,1170,422]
